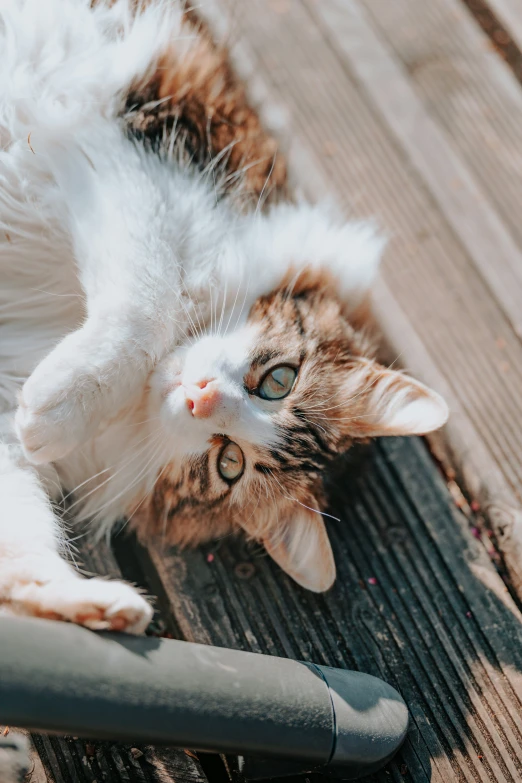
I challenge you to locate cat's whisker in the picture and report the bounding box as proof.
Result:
[184,280,205,339]
[62,465,113,504]
[201,139,240,180]
[217,278,228,338]
[63,426,160,501]
[221,154,272,188]
[317,412,383,424]
[232,266,254,333]
[147,459,176,534]
[28,288,84,299]
[83,435,165,527]
[165,113,180,160]
[208,280,215,335]
[65,430,160,511]
[151,264,199,338]
[282,268,304,302]
[243,483,264,527]
[66,452,155,521]
[299,374,360,413]
[265,479,280,530]
[190,305,205,340]
[305,373,383,415]
[223,277,244,338]
[161,278,201,339]
[268,470,340,524]
[298,414,328,435]
[205,114,219,203]
[255,152,277,217]
[120,414,162,429]
[212,281,222,337]
[386,350,406,372]
[161,501,169,547]
[122,443,174,534]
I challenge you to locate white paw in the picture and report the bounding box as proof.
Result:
[16,392,87,466]
[15,330,105,465]
[9,577,154,634]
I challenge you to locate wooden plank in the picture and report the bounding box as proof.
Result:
[31,536,208,783]
[134,436,522,783]
[348,0,522,325]
[203,0,522,598]
[479,0,522,53]
[243,0,522,341]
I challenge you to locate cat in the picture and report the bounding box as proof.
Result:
[0,0,448,634]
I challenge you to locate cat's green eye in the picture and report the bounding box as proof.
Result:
[259,365,297,400]
[218,442,244,482]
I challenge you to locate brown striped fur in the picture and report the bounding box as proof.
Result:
[120,5,287,206]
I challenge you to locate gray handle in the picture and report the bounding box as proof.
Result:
[0,616,408,778]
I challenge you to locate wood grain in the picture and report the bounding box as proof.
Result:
[352,0,522,332]
[480,0,522,52]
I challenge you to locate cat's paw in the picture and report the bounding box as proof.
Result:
[10,577,153,634]
[16,322,149,465]
[16,382,88,466]
[15,329,110,464]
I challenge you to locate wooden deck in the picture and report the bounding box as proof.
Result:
[23,1,522,781]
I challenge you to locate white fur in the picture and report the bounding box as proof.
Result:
[0,0,385,623]
[367,373,449,436]
[237,202,386,314]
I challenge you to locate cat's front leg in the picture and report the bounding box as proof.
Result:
[16,312,163,465]
[0,443,153,632]
[16,131,182,465]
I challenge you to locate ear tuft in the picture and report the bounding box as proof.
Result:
[263,500,336,592]
[383,388,449,435]
[347,364,449,438]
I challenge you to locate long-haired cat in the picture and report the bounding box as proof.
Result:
[0,0,448,633]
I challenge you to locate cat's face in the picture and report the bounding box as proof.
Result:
[141,272,448,592]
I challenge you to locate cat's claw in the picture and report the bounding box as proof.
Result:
[9,577,153,634]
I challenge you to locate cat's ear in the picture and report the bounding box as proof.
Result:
[263,501,336,592]
[347,363,449,438]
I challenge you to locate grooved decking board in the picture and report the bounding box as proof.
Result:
[204,0,522,596]
[351,0,522,328]
[479,0,522,53]
[31,538,208,783]
[132,437,522,783]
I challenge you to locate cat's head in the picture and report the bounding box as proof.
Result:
[139,204,448,591]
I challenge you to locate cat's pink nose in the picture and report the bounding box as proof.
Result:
[184,380,220,418]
